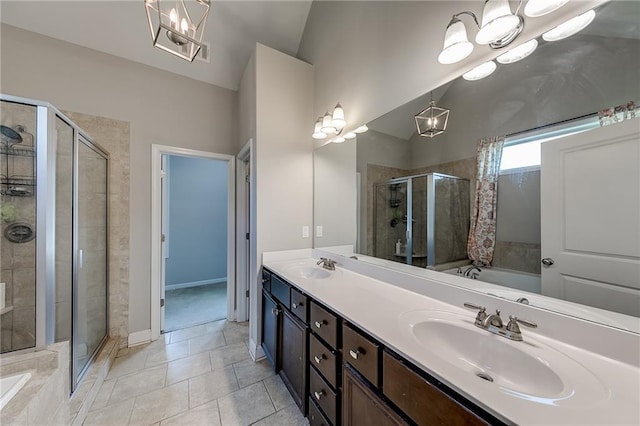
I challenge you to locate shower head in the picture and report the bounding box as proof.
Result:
[1,125,23,146]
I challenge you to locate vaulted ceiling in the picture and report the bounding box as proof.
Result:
[0,1,313,91]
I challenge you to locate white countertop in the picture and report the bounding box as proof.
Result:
[263,254,640,426]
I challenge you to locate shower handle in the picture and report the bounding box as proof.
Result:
[79,249,84,269]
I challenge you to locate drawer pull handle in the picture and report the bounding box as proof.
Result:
[314,320,326,329]
[261,278,268,283]
[314,390,325,400]
[292,302,302,309]
[314,354,325,364]
[271,308,280,316]
[349,348,362,360]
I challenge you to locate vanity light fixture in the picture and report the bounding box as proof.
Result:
[542,9,596,42]
[496,39,538,64]
[524,0,569,18]
[414,93,450,138]
[333,137,346,144]
[354,125,369,133]
[145,0,210,62]
[313,103,347,139]
[463,60,497,81]
[438,0,524,65]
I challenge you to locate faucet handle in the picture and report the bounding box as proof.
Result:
[506,315,537,332]
[464,302,488,325]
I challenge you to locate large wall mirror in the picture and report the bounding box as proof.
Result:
[313,0,640,333]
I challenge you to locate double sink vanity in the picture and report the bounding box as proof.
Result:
[261,250,639,426]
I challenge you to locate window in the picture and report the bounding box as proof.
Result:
[500,115,600,172]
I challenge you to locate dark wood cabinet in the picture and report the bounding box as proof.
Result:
[343,365,408,426]
[382,351,489,426]
[280,308,308,412]
[261,289,279,370]
[262,266,504,426]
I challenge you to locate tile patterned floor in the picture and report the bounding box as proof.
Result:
[84,320,309,426]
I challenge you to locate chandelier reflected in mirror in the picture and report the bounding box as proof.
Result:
[414,93,450,138]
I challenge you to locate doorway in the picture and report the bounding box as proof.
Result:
[151,145,235,340]
[162,155,229,331]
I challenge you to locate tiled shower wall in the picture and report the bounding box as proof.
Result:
[64,111,130,349]
[1,101,37,352]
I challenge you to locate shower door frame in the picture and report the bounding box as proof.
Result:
[71,132,110,392]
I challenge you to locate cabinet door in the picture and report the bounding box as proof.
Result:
[262,289,279,370]
[343,365,407,426]
[280,309,307,413]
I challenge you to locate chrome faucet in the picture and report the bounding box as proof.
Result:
[464,303,537,341]
[463,266,481,277]
[317,257,336,271]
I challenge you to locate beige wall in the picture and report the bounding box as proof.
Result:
[0,24,237,335]
[240,44,314,350]
[298,1,606,136]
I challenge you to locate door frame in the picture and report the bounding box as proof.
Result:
[151,144,236,340]
[235,139,253,322]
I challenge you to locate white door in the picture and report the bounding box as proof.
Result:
[541,118,640,317]
[160,155,168,332]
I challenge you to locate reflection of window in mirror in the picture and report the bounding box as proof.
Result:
[500,114,599,172]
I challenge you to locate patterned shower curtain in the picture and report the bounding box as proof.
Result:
[467,136,504,267]
[598,101,637,126]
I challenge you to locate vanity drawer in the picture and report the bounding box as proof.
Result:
[382,351,488,426]
[342,323,380,387]
[310,301,339,349]
[310,332,338,388]
[308,398,332,426]
[309,365,338,425]
[290,287,308,323]
[261,269,271,292]
[270,274,291,307]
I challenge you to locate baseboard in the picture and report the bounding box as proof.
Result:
[248,337,265,361]
[128,329,152,347]
[165,277,227,291]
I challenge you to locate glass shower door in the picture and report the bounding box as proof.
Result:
[74,137,108,383]
[374,180,409,264]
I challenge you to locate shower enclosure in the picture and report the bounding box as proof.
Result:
[373,173,470,268]
[0,95,109,392]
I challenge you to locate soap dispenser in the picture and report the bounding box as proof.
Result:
[395,239,402,255]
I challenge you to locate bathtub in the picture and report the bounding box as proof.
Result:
[446,266,541,294]
[0,372,31,410]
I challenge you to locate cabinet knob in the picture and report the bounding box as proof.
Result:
[314,354,325,364]
[314,320,326,329]
[349,348,362,360]
[314,390,325,400]
[271,308,280,316]
[292,302,301,309]
[261,278,268,283]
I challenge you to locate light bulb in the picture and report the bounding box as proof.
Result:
[321,112,336,134]
[542,9,596,42]
[438,19,474,65]
[331,103,346,129]
[463,61,497,81]
[181,18,189,34]
[497,39,538,64]
[169,8,178,27]
[524,0,569,18]
[344,132,357,139]
[354,125,368,134]
[334,137,346,144]
[312,118,327,139]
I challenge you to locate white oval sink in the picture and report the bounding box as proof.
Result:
[399,310,608,407]
[284,265,331,280]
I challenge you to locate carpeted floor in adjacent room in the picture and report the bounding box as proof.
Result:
[164,282,227,332]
